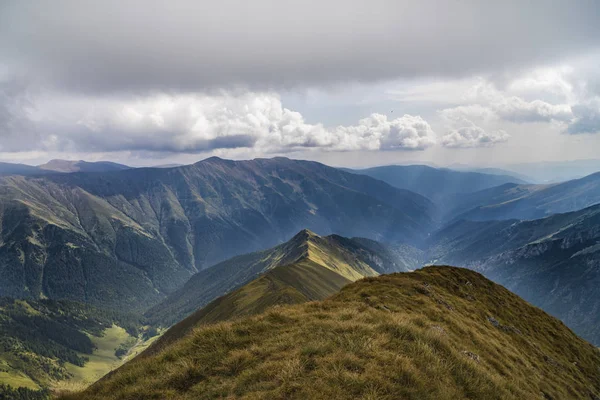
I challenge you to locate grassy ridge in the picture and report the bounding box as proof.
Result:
[63,267,600,399]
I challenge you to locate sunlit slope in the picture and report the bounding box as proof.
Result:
[64,267,600,400]
[146,259,353,356]
[145,229,405,327]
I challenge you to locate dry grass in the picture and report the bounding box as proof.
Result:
[59,266,600,400]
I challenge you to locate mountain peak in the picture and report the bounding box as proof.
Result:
[291,228,318,241]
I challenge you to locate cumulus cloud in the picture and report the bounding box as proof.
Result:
[494,97,573,123]
[567,99,600,134]
[1,1,599,93]
[0,86,437,154]
[441,119,509,148]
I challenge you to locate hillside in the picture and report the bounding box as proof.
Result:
[346,164,525,203]
[0,298,143,398]
[145,229,410,327]
[0,157,435,311]
[449,171,600,221]
[62,267,600,400]
[427,203,600,344]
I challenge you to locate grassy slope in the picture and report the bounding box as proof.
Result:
[145,259,353,357]
[145,229,399,328]
[64,267,600,400]
[54,326,161,393]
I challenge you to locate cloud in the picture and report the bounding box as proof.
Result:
[494,97,573,123]
[1,1,599,93]
[441,120,509,148]
[0,85,436,154]
[566,99,600,134]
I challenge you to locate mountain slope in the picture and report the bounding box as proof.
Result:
[145,229,408,327]
[63,267,600,400]
[450,171,600,221]
[346,164,525,203]
[427,203,600,344]
[0,157,436,311]
[38,160,130,173]
[0,298,142,397]
[145,258,353,358]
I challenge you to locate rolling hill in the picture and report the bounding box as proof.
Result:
[145,229,413,328]
[0,157,436,311]
[426,203,600,344]
[61,266,600,400]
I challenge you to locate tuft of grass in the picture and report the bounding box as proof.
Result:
[60,266,600,400]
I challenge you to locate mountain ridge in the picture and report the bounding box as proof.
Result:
[144,229,408,328]
[62,266,600,400]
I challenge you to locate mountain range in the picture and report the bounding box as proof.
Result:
[1,156,600,398]
[0,157,434,311]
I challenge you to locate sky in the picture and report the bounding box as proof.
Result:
[1,0,600,168]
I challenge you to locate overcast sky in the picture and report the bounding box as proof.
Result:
[1,0,600,168]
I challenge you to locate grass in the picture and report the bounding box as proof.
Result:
[52,325,131,391]
[53,325,161,393]
[61,266,600,400]
[0,371,40,390]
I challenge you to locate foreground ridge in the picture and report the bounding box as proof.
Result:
[62,266,600,400]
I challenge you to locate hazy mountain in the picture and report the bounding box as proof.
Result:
[450,171,600,222]
[505,159,600,183]
[346,164,526,204]
[38,159,130,173]
[0,157,435,311]
[0,162,51,177]
[62,266,600,400]
[427,203,600,344]
[145,229,414,328]
[448,165,535,183]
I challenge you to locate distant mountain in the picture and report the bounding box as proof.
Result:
[151,163,184,168]
[427,203,600,344]
[505,159,600,183]
[449,165,535,183]
[0,157,435,311]
[38,159,130,173]
[450,171,600,221]
[145,229,414,328]
[0,162,50,177]
[62,266,600,400]
[346,165,526,205]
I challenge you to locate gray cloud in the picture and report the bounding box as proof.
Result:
[567,99,600,134]
[1,1,599,93]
